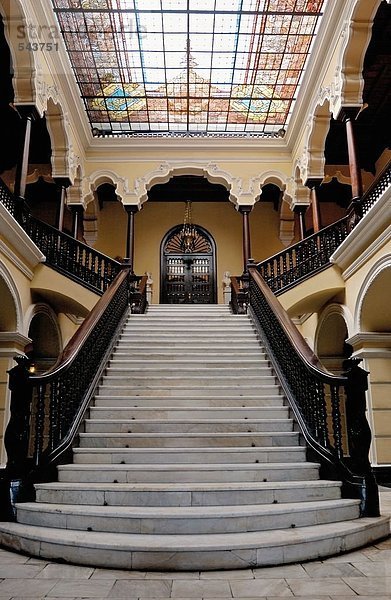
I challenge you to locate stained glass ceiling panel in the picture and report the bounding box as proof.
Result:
[51,0,326,137]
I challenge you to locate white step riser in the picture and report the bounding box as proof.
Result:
[78,433,298,448]
[107,362,271,371]
[88,407,288,419]
[1,519,388,570]
[116,342,263,349]
[105,368,273,378]
[84,421,294,434]
[16,501,360,535]
[93,396,286,407]
[98,386,280,397]
[73,448,305,464]
[110,356,267,364]
[57,464,320,484]
[34,481,345,507]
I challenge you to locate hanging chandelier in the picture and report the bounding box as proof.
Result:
[180,201,197,253]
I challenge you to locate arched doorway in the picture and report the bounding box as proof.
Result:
[160,224,217,304]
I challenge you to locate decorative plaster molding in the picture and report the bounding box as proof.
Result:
[346,332,391,359]
[354,254,391,334]
[0,240,34,281]
[0,332,32,354]
[65,314,85,326]
[134,162,242,207]
[0,204,45,269]
[331,185,391,277]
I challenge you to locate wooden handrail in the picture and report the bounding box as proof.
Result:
[249,265,338,377]
[31,267,131,381]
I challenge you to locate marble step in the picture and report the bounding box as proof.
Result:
[97,384,281,397]
[78,431,298,448]
[93,395,286,407]
[105,366,273,377]
[107,360,271,370]
[109,348,270,369]
[73,446,305,464]
[83,418,294,434]
[115,341,263,349]
[88,406,288,419]
[34,479,346,507]
[111,344,267,358]
[119,331,258,339]
[125,320,254,328]
[101,376,277,388]
[57,462,319,483]
[1,517,388,570]
[16,499,360,535]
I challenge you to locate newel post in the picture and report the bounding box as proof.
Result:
[342,357,380,517]
[2,356,34,520]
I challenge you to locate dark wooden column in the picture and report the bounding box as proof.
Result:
[338,107,363,202]
[124,205,138,271]
[338,107,364,229]
[305,178,322,233]
[239,205,253,273]
[14,106,39,199]
[54,177,72,232]
[69,205,84,239]
[294,205,308,240]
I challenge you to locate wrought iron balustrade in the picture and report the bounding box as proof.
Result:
[360,159,391,217]
[4,269,148,504]
[0,180,121,294]
[256,217,350,294]
[231,266,379,517]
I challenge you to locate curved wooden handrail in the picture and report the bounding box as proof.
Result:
[31,267,131,382]
[249,265,346,381]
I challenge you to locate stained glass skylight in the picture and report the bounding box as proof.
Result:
[51,0,326,137]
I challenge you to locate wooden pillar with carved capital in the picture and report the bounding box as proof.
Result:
[338,107,363,227]
[305,178,322,233]
[239,205,252,273]
[125,205,138,272]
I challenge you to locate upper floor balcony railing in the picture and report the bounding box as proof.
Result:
[0,179,122,295]
[256,160,391,295]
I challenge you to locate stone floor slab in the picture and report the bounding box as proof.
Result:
[230,578,293,597]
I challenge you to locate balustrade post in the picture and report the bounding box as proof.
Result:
[124,205,139,272]
[3,355,34,520]
[238,205,253,273]
[338,107,364,226]
[342,357,380,517]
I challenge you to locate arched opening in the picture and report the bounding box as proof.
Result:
[160,223,217,304]
[316,310,350,374]
[360,267,391,333]
[27,310,61,374]
[0,276,17,332]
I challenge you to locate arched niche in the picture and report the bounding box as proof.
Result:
[316,305,352,374]
[26,304,62,374]
[0,276,18,332]
[359,265,391,333]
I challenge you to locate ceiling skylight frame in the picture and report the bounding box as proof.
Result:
[51,0,326,138]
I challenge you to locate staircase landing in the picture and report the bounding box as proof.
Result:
[0,305,388,570]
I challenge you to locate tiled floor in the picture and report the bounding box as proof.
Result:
[0,489,390,599]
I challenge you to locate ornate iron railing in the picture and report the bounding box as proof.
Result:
[4,270,148,500]
[256,161,391,295]
[257,217,350,295]
[233,265,379,517]
[361,159,391,217]
[0,179,121,294]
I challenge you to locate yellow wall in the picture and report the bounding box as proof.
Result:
[92,199,288,303]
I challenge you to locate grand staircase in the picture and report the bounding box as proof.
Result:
[1,305,388,570]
